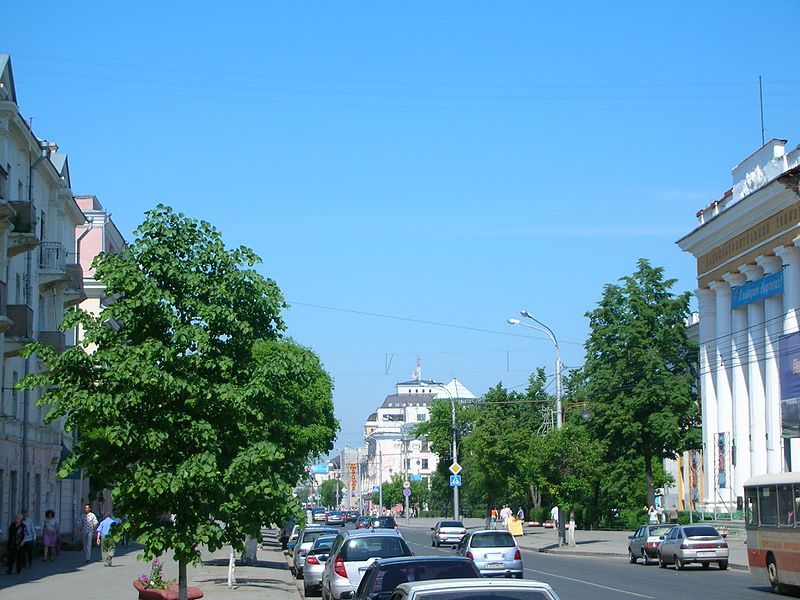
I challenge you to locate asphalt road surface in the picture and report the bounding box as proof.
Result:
[397,524,781,600]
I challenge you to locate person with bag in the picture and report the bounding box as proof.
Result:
[5,514,26,575]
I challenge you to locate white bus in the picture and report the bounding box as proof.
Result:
[744,473,800,594]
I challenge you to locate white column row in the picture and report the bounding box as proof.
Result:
[697,239,800,508]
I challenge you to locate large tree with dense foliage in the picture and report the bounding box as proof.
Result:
[23,206,337,600]
[319,479,346,508]
[582,259,700,507]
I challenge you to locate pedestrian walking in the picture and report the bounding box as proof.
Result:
[500,504,512,528]
[490,506,498,529]
[96,512,119,566]
[550,506,559,530]
[668,504,679,524]
[21,510,35,567]
[78,503,99,562]
[5,514,26,575]
[516,506,524,522]
[656,504,664,523]
[42,509,59,561]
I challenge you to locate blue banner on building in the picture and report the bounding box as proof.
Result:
[310,464,330,475]
[778,332,800,438]
[731,270,784,309]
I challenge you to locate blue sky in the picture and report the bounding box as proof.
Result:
[3,2,800,453]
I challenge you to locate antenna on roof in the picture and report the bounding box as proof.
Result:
[759,75,765,147]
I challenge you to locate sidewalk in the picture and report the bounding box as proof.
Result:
[0,529,302,599]
[398,517,749,571]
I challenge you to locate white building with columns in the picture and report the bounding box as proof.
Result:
[678,139,800,510]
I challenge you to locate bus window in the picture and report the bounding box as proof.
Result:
[745,488,759,526]
[778,485,795,526]
[759,486,778,526]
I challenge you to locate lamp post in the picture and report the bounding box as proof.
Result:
[508,311,564,545]
[436,384,460,521]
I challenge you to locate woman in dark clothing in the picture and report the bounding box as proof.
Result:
[6,513,26,574]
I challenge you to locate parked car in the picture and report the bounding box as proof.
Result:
[293,527,341,578]
[346,510,360,523]
[321,529,413,600]
[388,579,561,600]
[304,535,338,597]
[281,519,299,550]
[288,525,302,554]
[355,516,372,529]
[430,521,468,547]
[344,556,481,600]
[456,530,523,578]
[369,516,398,529]
[657,525,729,570]
[327,511,347,527]
[313,508,328,522]
[627,524,676,564]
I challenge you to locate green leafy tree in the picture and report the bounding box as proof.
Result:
[319,479,346,508]
[582,259,699,507]
[23,206,337,600]
[371,475,429,510]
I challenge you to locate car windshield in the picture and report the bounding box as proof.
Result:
[415,591,553,600]
[439,521,463,528]
[312,536,336,551]
[373,517,397,528]
[647,526,673,536]
[342,537,411,561]
[372,561,479,594]
[683,526,720,537]
[305,530,338,543]
[470,532,515,548]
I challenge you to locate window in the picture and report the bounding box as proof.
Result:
[403,459,410,471]
[421,440,430,452]
[745,488,759,526]
[421,459,429,470]
[417,413,426,422]
[11,371,18,418]
[0,165,7,199]
[9,470,17,518]
[778,484,795,526]
[759,486,779,526]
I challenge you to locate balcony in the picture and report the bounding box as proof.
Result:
[38,330,66,353]
[8,201,39,257]
[5,303,34,356]
[63,263,86,307]
[39,242,70,288]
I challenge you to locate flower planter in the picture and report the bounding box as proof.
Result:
[133,580,204,599]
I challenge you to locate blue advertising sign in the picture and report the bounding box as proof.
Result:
[779,332,800,438]
[731,270,783,309]
[449,475,462,487]
[310,465,329,475]
[410,474,423,481]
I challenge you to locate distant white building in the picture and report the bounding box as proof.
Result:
[361,376,476,506]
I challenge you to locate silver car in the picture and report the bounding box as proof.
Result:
[389,579,560,600]
[657,524,729,570]
[322,529,413,600]
[304,535,338,597]
[627,524,675,564]
[430,520,467,547]
[456,530,523,578]
[293,526,341,578]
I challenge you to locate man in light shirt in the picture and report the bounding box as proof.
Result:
[96,512,121,566]
[78,503,99,562]
[21,510,36,567]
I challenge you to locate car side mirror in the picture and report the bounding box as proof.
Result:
[659,535,665,540]
[627,535,633,539]
[341,592,355,600]
[430,527,435,530]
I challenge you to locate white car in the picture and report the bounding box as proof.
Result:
[389,579,561,600]
[430,520,467,547]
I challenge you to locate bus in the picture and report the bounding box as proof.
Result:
[744,473,800,594]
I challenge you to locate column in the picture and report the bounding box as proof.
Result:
[776,242,800,471]
[756,254,783,473]
[722,271,749,499]
[709,279,734,508]
[696,287,717,505]
[740,263,767,478]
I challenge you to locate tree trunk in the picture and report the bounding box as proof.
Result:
[179,559,188,600]
[644,455,655,507]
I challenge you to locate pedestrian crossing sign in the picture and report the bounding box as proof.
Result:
[449,475,462,487]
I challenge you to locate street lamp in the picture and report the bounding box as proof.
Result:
[436,384,460,521]
[507,312,562,429]
[508,311,565,546]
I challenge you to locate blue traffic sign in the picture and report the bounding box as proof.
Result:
[449,475,462,487]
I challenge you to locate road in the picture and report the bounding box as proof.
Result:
[396,525,778,600]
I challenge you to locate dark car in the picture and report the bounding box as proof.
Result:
[356,516,372,529]
[327,511,347,527]
[370,516,398,529]
[344,556,481,600]
[347,510,360,523]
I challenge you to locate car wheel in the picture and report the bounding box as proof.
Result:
[515,573,523,579]
[628,548,637,564]
[701,562,710,569]
[718,560,728,571]
[675,556,684,571]
[768,555,784,592]
[641,549,649,565]
[658,552,666,569]
[296,569,303,580]
[304,585,312,597]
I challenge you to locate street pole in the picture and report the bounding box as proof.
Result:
[510,311,564,543]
